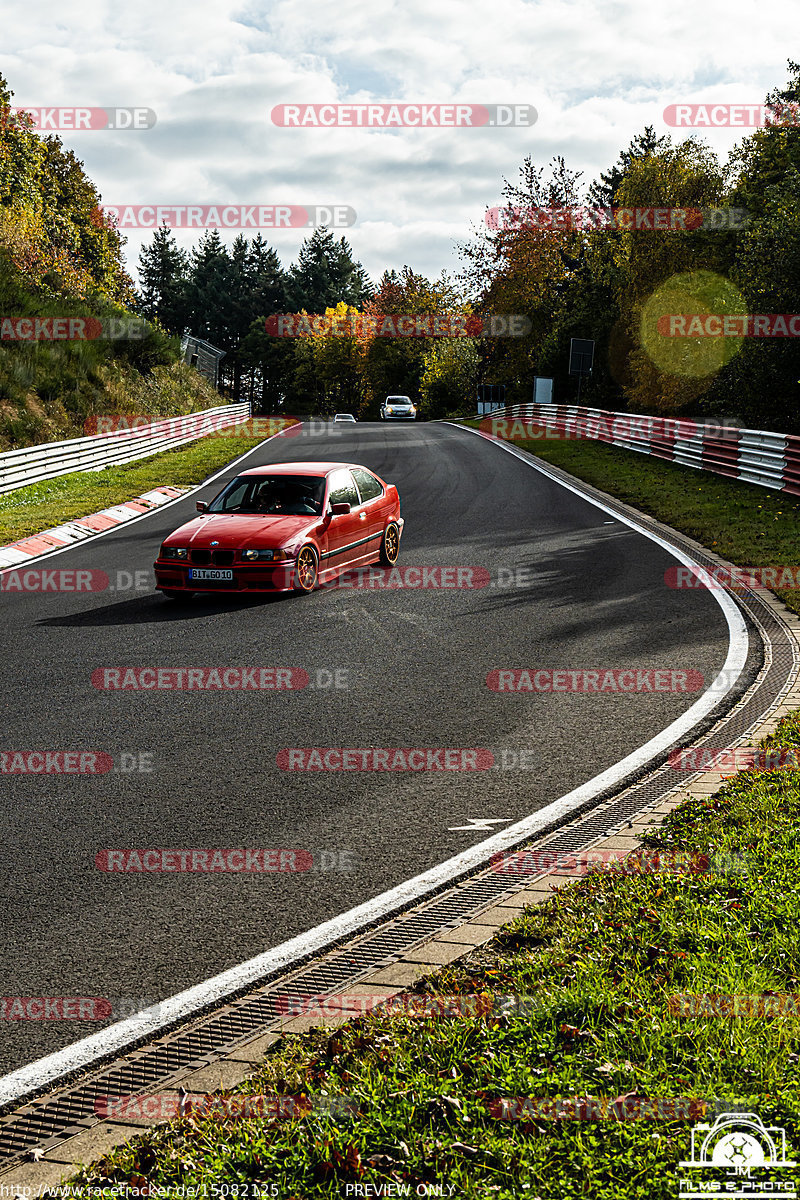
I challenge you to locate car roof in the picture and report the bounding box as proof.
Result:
[236,462,371,478]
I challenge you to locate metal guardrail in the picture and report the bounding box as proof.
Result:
[0,403,251,495]
[479,402,800,496]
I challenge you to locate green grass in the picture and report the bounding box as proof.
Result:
[0,426,292,543]
[61,714,800,1199]
[462,418,800,617]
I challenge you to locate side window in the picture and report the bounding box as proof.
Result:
[212,477,250,511]
[351,468,384,503]
[328,469,360,507]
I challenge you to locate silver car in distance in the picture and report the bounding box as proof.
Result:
[381,395,417,420]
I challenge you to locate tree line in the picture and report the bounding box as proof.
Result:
[5,62,800,431]
[138,61,800,430]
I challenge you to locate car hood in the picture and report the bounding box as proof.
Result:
[162,513,322,549]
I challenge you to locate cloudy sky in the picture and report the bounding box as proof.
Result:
[3,0,799,290]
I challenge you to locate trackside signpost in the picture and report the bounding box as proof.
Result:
[569,337,595,402]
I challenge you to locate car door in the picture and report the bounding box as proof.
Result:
[323,468,369,575]
[351,467,387,557]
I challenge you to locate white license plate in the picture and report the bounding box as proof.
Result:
[189,568,233,581]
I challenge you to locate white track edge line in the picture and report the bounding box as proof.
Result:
[0,422,749,1107]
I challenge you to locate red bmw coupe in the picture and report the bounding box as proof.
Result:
[154,461,403,598]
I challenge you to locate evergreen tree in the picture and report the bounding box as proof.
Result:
[186,230,232,350]
[239,236,291,409]
[137,227,190,333]
[287,228,372,312]
[589,126,671,208]
[225,234,251,397]
[247,234,287,316]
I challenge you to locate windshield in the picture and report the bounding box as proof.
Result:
[208,474,326,516]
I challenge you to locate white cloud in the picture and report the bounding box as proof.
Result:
[3,0,799,285]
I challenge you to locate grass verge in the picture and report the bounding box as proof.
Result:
[0,427,292,544]
[61,714,800,1198]
[460,419,800,618]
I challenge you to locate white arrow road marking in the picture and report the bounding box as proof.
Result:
[448,818,511,832]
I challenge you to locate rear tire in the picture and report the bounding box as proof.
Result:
[379,522,400,566]
[293,546,319,593]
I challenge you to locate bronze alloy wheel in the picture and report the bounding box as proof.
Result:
[379,522,400,566]
[294,545,319,593]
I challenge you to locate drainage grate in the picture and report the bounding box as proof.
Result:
[1,472,796,1171]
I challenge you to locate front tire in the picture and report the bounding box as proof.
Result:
[379,522,400,566]
[293,545,319,593]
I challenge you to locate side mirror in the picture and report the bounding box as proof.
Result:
[330,502,351,515]
[196,500,209,512]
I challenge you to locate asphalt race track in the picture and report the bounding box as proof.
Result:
[0,422,732,1075]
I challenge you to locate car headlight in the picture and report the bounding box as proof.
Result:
[162,546,188,560]
[242,548,289,561]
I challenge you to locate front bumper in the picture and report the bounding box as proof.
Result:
[155,516,405,593]
[382,412,416,420]
[154,561,297,593]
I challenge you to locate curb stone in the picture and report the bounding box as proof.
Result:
[0,487,189,570]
